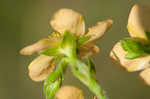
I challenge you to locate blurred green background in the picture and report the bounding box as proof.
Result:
[0,0,150,99]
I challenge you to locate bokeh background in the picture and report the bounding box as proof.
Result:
[0,0,150,99]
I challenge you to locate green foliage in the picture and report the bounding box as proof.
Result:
[44,72,62,99]
[121,38,144,59]
[121,38,150,59]
[44,59,67,99]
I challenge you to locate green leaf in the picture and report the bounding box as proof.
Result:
[77,35,91,44]
[120,38,145,59]
[44,59,68,99]
[70,59,106,99]
[56,58,68,76]
[60,30,77,58]
[44,72,62,99]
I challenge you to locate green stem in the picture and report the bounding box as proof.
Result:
[69,58,106,99]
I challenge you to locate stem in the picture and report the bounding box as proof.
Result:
[69,59,106,99]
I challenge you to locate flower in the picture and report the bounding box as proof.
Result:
[20,8,112,82]
[110,4,150,86]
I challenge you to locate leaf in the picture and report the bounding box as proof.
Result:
[120,38,145,59]
[60,30,77,58]
[44,59,68,99]
[70,59,106,99]
[44,72,62,99]
[77,35,91,44]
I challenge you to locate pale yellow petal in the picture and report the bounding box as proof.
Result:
[28,55,54,82]
[78,44,100,59]
[110,42,150,72]
[20,39,53,55]
[84,19,113,44]
[140,68,150,86]
[50,8,85,36]
[55,85,84,99]
[127,4,150,44]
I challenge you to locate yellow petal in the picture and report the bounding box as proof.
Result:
[110,42,150,72]
[55,85,84,99]
[127,4,150,44]
[28,55,54,82]
[140,68,150,86]
[50,8,85,36]
[78,44,100,59]
[20,39,53,55]
[84,19,113,44]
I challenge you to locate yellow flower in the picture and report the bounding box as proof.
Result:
[20,8,112,82]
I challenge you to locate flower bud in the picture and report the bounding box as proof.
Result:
[55,86,84,99]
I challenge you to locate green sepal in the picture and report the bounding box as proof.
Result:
[40,47,61,56]
[77,35,91,44]
[60,30,77,58]
[120,38,145,59]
